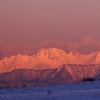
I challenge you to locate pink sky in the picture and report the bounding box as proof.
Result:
[0,0,100,45]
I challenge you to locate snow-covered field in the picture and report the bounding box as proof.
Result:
[0,81,100,100]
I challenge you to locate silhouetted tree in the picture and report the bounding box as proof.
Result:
[82,78,95,82]
[22,84,26,87]
[6,85,10,88]
[47,91,52,95]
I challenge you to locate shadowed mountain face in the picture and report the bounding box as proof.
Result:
[0,64,100,88]
[0,48,100,88]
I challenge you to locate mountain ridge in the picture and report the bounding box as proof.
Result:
[0,47,100,73]
[0,64,100,88]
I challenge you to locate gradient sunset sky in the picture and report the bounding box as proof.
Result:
[0,0,100,44]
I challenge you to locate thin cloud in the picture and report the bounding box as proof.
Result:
[0,35,100,59]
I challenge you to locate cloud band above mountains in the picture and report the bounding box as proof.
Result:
[0,35,100,59]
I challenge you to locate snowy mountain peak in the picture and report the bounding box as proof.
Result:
[1,47,100,73]
[37,47,67,56]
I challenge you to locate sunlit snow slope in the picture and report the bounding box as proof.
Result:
[0,47,100,73]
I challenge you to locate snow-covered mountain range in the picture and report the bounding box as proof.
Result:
[0,47,100,88]
[0,47,100,73]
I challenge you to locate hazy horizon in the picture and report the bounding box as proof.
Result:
[0,0,100,57]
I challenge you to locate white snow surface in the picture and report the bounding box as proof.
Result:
[0,81,100,100]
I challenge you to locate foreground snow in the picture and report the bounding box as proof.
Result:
[0,81,100,100]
